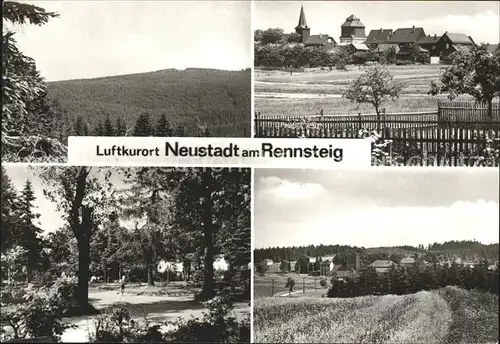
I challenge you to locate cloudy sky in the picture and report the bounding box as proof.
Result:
[254,168,499,249]
[3,165,129,234]
[10,1,251,81]
[256,1,499,45]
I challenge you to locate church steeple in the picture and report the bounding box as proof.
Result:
[295,5,310,42]
[295,4,309,31]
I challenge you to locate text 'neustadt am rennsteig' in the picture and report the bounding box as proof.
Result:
[96,142,344,162]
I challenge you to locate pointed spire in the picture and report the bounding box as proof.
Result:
[296,4,308,30]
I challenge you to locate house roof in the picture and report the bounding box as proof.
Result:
[341,14,365,28]
[304,34,334,45]
[388,27,426,43]
[369,260,395,268]
[444,32,474,45]
[400,257,416,264]
[485,43,498,53]
[365,29,393,44]
[295,5,309,30]
[350,43,369,51]
[452,44,472,54]
[376,43,400,53]
[417,34,441,45]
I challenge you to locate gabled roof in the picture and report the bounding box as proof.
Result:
[369,260,395,268]
[365,29,393,44]
[341,14,365,28]
[304,34,334,46]
[349,43,369,51]
[417,34,441,45]
[443,32,474,45]
[388,27,426,44]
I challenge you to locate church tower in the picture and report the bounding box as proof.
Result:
[295,5,310,43]
[339,14,366,45]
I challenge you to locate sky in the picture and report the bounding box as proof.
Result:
[10,1,252,81]
[255,1,499,45]
[254,168,500,249]
[3,165,130,234]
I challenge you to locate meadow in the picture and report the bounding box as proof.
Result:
[254,65,472,116]
[48,68,251,137]
[253,286,499,344]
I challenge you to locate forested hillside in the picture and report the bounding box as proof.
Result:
[47,68,251,137]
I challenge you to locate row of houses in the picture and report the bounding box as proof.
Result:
[262,5,498,63]
[259,255,498,280]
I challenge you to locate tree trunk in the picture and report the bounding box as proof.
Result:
[487,98,493,132]
[201,169,215,299]
[147,262,155,286]
[76,207,92,310]
[102,261,107,283]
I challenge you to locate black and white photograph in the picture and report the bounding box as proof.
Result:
[2,1,252,162]
[0,165,250,343]
[253,168,499,343]
[254,1,500,167]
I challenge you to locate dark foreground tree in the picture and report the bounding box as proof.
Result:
[2,2,65,160]
[430,44,500,122]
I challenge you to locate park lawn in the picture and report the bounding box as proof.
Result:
[254,274,329,299]
[253,286,499,344]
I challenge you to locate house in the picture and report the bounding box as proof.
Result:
[289,261,297,272]
[368,260,397,274]
[335,266,357,279]
[375,43,400,55]
[365,28,393,49]
[488,264,498,271]
[387,26,427,48]
[320,260,334,276]
[346,253,360,271]
[417,34,441,56]
[399,256,426,273]
[339,14,366,45]
[261,259,273,267]
[436,32,475,63]
[268,262,282,273]
[347,43,370,54]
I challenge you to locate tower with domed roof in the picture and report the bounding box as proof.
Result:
[339,14,366,44]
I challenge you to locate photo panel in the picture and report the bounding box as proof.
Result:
[253,168,499,343]
[1,165,250,342]
[3,0,252,163]
[253,1,500,167]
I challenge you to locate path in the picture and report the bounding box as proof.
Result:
[59,289,249,342]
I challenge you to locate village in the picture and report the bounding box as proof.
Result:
[256,252,499,280]
[255,4,498,65]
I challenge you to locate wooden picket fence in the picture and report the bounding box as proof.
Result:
[254,101,500,166]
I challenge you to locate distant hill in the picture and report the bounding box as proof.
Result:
[47,68,251,137]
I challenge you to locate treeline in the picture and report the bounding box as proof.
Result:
[254,244,364,263]
[327,262,499,298]
[71,112,207,138]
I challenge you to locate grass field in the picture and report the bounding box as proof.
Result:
[253,286,499,343]
[254,65,473,115]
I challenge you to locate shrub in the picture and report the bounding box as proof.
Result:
[0,285,75,341]
[320,278,327,288]
[285,277,295,293]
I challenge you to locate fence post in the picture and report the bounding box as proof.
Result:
[303,277,306,294]
[272,278,274,297]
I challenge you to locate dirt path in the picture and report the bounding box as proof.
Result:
[57,290,249,342]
